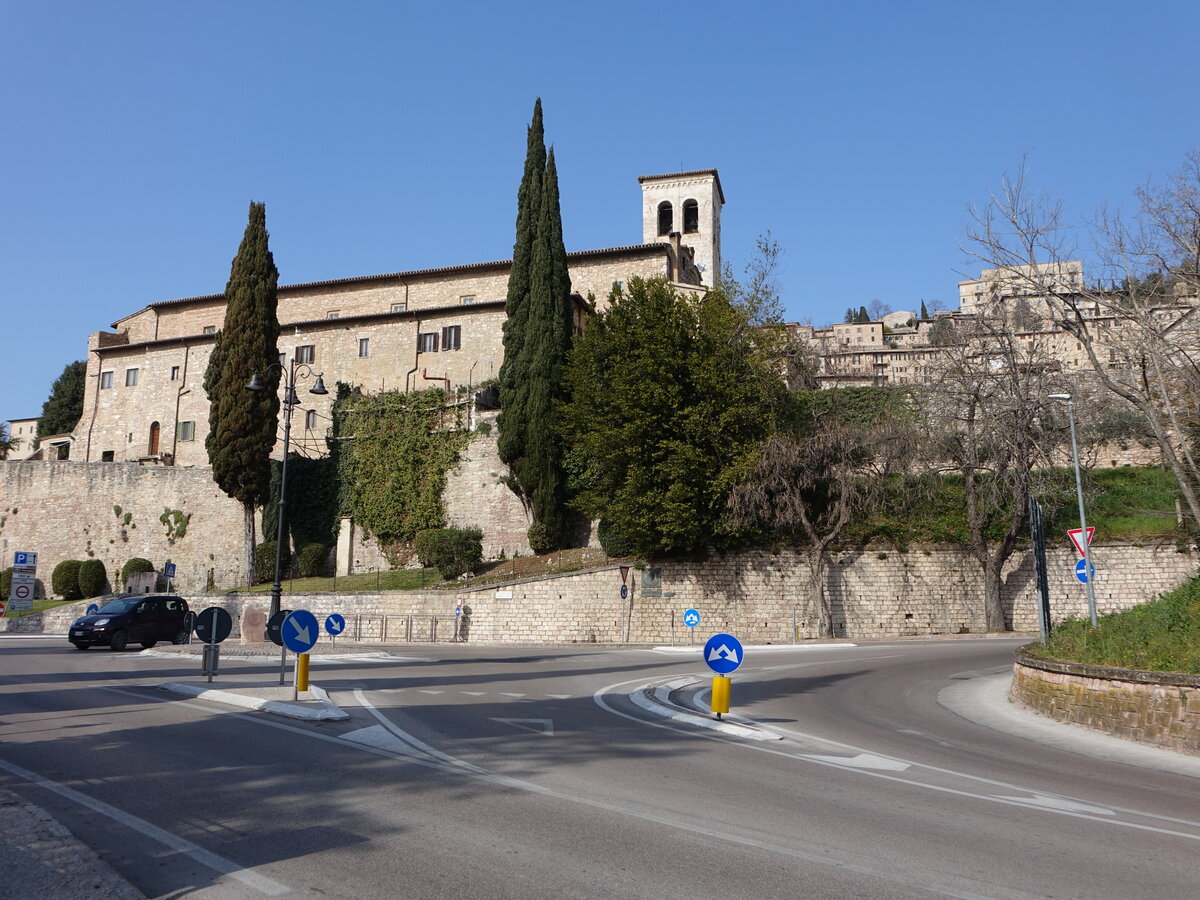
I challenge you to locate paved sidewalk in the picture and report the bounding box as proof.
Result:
[0,789,141,900]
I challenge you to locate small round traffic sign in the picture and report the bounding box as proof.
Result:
[619,584,628,600]
[86,603,100,616]
[1075,558,1096,584]
[266,610,294,647]
[194,607,233,644]
[325,613,346,636]
[282,610,319,654]
[683,608,701,628]
[703,633,744,675]
[14,584,29,600]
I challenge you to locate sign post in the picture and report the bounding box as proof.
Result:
[683,608,700,646]
[194,607,233,684]
[282,610,319,700]
[9,551,38,613]
[703,632,744,721]
[266,609,294,685]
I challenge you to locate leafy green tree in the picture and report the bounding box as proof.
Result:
[203,202,281,586]
[559,277,784,557]
[497,101,573,551]
[37,360,86,447]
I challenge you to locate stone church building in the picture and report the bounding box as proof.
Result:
[73,170,724,469]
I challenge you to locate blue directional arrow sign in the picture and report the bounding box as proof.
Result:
[1075,558,1096,584]
[683,608,701,628]
[703,632,744,675]
[324,613,346,636]
[282,609,319,654]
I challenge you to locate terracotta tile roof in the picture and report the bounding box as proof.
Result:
[111,243,670,327]
[637,169,725,204]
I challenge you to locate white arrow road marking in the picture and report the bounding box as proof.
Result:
[1000,795,1116,816]
[491,718,554,736]
[802,753,911,771]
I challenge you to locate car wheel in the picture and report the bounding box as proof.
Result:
[172,629,189,645]
[141,640,157,649]
[109,630,129,652]
[72,642,89,651]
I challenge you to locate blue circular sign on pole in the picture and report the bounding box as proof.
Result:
[703,633,744,675]
[683,608,701,628]
[619,584,628,600]
[1075,558,1096,584]
[324,613,346,636]
[282,609,319,654]
[86,603,99,616]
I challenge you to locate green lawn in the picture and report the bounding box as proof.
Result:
[232,567,444,594]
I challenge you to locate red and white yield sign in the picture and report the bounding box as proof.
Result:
[1067,527,1095,557]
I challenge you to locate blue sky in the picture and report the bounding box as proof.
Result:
[3,1,1197,422]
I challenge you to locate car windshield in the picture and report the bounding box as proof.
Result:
[97,597,141,614]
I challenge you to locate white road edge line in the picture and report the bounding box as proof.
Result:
[628,678,782,741]
[352,688,488,774]
[0,754,290,896]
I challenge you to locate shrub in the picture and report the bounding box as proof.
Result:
[597,518,637,558]
[0,568,10,597]
[415,527,482,579]
[255,541,278,585]
[527,522,558,556]
[52,560,83,601]
[78,559,108,598]
[121,557,154,587]
[298,543,330,578]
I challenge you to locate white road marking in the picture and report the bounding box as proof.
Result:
[0,754,290,895]
[352,689,487,773]
[803,753,911,771]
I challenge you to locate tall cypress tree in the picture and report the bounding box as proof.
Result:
[920,300,930,321]
[36,360,86,444]
[497,102,574,552]
[203,201,281,586]
[497,99,545,471]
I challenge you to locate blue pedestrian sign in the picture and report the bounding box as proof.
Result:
[324,614,346,636]
[1075,558,1096,584]
[703,633,744,675]
[164,563,177,578]
[683,608,701,628]
[282,609,319,654]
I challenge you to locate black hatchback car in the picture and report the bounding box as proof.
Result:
[69,595,191,651]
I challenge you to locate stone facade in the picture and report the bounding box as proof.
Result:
[0,460,246,595]
[1010,653,1199,755]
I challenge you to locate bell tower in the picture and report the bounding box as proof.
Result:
[638,169,724,286]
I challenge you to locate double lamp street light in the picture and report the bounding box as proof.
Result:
[247,359,327,619]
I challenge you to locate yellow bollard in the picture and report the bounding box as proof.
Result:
[710,675,730,719]
[297,653,310,692]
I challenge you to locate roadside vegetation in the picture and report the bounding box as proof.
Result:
[1029,574,1200,674]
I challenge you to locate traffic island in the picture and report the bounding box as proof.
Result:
[158,680,349,721]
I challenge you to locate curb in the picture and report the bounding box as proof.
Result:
[630,677,782,741]
[157,682,350,720]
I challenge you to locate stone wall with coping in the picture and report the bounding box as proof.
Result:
[1010,652,1200,756]
[6,545,1195,644]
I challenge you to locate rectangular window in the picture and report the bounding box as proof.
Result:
[203,325,216,335]
[305,410,317,429]
[100,371,113,390]
[125,368,139,387]
[176,421,195,442]
[418,332,438,353]
[441,325,461,351]
[279,352,286,367]
[391,303,406,313]
[101,451,115,462]
[460,295,476,305]
[358,337,370,358]
[295,345,316,365]
[327,311,340,319]
[170,366,181,381]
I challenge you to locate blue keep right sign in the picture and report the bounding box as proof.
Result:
[703,633,744,675]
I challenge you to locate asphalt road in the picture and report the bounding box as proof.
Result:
[0,635,1197,899]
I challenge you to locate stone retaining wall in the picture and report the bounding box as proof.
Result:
[1010,650,1200,756]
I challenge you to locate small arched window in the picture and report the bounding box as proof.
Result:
[657,201,673,235]
[683,199,699,233]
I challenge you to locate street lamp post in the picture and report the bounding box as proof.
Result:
[1049,393,1098,627]
[247,359,327,618]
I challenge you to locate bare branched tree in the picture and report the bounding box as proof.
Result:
[919,319,1064,631]
[964,152,1200,530]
